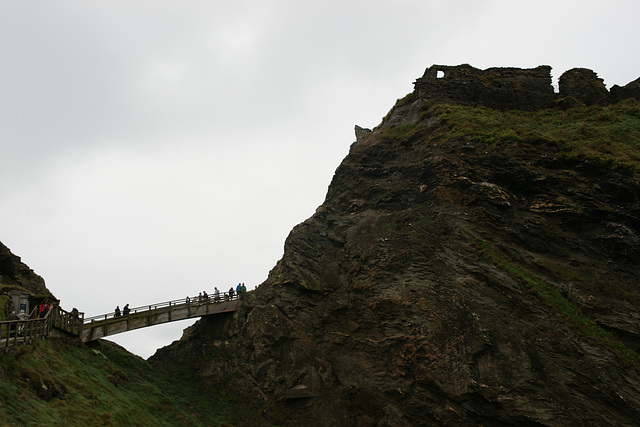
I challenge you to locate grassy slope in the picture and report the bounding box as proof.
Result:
[382,95,640,171]
[430,98,640,170]
[0,338,277,426]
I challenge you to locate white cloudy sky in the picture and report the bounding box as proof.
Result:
[1,1,639,358]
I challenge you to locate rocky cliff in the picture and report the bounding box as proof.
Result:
[152,68,640,426]
[0,241,50,297]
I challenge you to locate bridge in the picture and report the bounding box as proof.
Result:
[1,292,242,349]
[81,294,240,342]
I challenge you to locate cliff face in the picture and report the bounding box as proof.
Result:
[0,241,51,297]
[152,74,640,425]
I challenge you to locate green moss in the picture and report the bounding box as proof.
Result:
[539,260,640,304]
[473,239,640,369]
[0,295,9,321]
[428,100,640,171]
[380,124,425,142]
[395,92,416,108]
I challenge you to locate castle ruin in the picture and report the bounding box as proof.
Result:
[413,64,640,110]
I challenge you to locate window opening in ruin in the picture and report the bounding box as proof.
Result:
[436,70,445,79]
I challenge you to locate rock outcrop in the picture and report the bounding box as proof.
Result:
[558,68,610,106]
[612,76,640,103]
[0,241,51,297]
[152,67,640,426]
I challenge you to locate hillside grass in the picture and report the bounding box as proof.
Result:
[0,339,282,426]
[426,99,640,171]
[538,259,640,305]
[473,239,640,369]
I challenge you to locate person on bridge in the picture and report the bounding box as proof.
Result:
[214,287,220,302]
[229,287,235,299]
[42,302,51,318]
[6,310,19,333]
[114,306,121,317]
[38,301,46,318]
[123,304,130,315]
[17,310,28,332]
[236,283,242,296]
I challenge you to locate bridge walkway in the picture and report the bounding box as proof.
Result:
[2,292,243,349]
[81,294,241,342]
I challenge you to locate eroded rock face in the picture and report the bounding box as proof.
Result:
[612,76,640,103]
[558,68,610,106]
[0,241,51,296]
[152,96,640,426]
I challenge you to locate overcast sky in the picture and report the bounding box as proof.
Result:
[2,1,639,358]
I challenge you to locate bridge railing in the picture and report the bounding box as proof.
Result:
[1,310,53,350]
[1,304,86,349]
[83,291,242,324]
[51,305,84,336]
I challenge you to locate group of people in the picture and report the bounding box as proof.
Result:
[6,309,29,322]
[36,300,53,318]
[114,304,130,317]
[235,283,247,297]
[5,309,30,333]
[188,283,247,305]
[108,284,250,318]
[5,299,54,323]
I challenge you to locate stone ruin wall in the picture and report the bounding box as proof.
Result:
[413,64,640,110]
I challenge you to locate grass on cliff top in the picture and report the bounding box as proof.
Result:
[473,239,640,370]
[0,339,280,426]
[425,99,640,171]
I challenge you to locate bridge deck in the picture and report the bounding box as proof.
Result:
[81,298,240,342]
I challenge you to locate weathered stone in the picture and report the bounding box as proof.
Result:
[413,63,639,110]
[354,125,371,142]
[414,64,556,110]
[558,68,610,106]
[611,76,640,103]
[0,241,52,297]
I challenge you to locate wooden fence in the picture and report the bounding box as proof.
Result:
[0,305,83,350]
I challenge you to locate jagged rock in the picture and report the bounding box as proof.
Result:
[152,68,640,426]
[611,76,640,103]
[0,241,52,297]
[558,68,610,106]
[354,125,372,142]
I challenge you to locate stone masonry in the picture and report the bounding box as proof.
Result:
[413,64,639,110]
